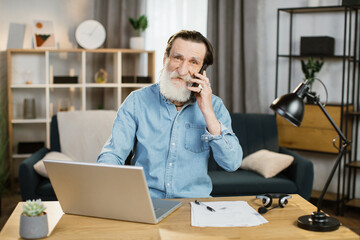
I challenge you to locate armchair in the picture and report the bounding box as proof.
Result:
[19,115,59,201]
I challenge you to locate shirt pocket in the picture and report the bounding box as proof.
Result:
[184,123,210,153]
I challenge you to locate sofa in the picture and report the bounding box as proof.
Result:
[19,112,314,201]
[208,113,313,199]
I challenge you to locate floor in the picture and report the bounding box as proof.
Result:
[1,192,359,236]
[0,191,21,230]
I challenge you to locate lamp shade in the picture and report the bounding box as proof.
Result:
[270,93,305,127]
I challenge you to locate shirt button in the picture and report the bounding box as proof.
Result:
[167,183,170,187]
[169,163,173,166]
[171,142,175,146]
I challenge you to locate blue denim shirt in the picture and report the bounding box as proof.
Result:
[97,84,242,198]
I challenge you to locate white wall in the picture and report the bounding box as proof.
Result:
[0,0,95,50]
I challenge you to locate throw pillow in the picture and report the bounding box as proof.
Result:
[33,151,72,178]
[239,149,294,178]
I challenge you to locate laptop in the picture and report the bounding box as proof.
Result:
[44,160,182,224]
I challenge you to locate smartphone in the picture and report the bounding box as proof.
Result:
[192,64,208,88]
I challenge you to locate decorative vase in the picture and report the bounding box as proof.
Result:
[19,213,48,239]
[130,37,144,50]
[94,68,108,83]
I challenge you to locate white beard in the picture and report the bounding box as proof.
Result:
[159,62,192,103]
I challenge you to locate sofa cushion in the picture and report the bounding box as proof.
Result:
[33,151,72,178]
[239,149,294,178]
[231,113,279,158]
[209,170,297,197]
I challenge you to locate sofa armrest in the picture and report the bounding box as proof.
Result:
[279,147,314,200]
[19,148,50,201]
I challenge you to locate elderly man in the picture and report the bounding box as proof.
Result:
[97,30,242,198]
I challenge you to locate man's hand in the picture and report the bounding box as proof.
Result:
[188,71,221,135]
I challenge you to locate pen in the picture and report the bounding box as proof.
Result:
[195,200,216,212]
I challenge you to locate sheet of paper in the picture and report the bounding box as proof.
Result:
[190,201,268,227]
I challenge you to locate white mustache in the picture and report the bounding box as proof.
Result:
[169,71,192,82]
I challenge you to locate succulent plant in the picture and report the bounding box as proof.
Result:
[22,199,46,217]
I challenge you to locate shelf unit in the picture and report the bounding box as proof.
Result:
[275,6,360,213]
[7,48,155,186]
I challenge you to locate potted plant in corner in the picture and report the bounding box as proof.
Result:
[128,15,148,49]
[19,199,48,239]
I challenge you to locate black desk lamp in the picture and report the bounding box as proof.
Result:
[270,78,350,232]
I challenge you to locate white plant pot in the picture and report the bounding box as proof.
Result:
[19,213,48,239]
[130,37,144,50]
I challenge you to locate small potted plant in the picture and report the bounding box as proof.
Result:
[128,15,148,49]
[19,199,48,239]
[301,56,324,91]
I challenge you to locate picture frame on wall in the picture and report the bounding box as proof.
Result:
[33,20,56,49]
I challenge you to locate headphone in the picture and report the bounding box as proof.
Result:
[256,193,292,214]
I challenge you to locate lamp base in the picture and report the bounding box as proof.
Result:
[297,211,340,232]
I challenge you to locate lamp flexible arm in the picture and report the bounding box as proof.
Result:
[305,92,351,212]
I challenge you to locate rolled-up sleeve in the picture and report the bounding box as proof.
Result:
[202,100,243,171]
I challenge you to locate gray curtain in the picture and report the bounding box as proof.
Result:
[93,0,144,78]
[207,0,255,113]
[94,0,144,48]
[92,0,144,109]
